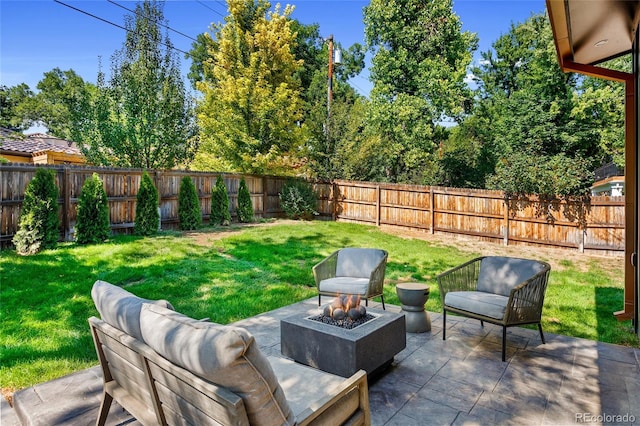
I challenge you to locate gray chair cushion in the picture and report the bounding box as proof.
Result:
[336,248,385,278]
[139,304,294,426]
[318,277,371,295]
[91,280,174,340]
[445,291,510,320]
[477,257,546,297]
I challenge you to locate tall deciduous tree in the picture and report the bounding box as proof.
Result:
[461,12,623,196]
[363,0,477,184]
[194,0,304,174]
[83,0,197,169]
[0,84,35,131]
[32,68,96,141]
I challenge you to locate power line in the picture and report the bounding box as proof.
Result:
[196,0,226,18]
[54,0,190,56]
[107,0,197,42]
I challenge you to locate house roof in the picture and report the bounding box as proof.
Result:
[547,0,640,77]
[0,128,83,156]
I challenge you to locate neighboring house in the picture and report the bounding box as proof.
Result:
[0,127,85,165]
[590,162,625,196]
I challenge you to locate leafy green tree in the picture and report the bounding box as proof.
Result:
[462,12,621,196]
[194,0,304,174]
[211,175,231,226]
[13,168,59,255]
[0,84,35,131]
[83,0,197,169]
[178,176,201,230]
[236,177,254,223]
[75,173,110,244]
[363,0,478,184]
[31,68,96,141]
[134,171,159,236]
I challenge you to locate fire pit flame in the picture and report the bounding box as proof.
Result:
[322,294,367,321]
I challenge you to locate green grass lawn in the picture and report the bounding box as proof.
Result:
[1,220,637,398]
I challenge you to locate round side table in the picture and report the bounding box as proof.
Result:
[396,283,431,333]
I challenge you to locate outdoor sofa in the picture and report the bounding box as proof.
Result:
[437,256,551,361]
[89,280,371,425]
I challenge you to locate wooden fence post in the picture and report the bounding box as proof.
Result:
[332,182,337,221]
[503,196,509,246]
[430,188,435,234]
[262,176,268,218]
[62,166,71,241]
[376,185,381,227]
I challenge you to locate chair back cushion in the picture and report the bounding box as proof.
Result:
[336,248,386,278]
[477,257,546,297]
[139,304,294,426]
[91,280,174,340]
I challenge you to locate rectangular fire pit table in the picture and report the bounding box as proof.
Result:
[280,307,406,378]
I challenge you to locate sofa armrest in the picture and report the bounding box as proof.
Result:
[437,257,483,304]
[296,369,370,426]
[505,265,551,324]
[313,250,340,287]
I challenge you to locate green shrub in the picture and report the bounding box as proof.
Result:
[13,168,60,255]
[279,179,318,220]
[75,173,110,244]
[178,176,201,230]
[237,178,254,223]
[211,175,231,226]
[134,171,159,236]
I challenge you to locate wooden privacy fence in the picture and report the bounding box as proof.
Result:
[318,180,625,255]
[0,164,626,254]
[0,163,295,247]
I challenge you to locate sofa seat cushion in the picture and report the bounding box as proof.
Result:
[268,356,361,425]
[336,248,385,278]
[139,304,294,426]
[318,277,370,295]
[445,291,509,320]
[91,280,174,340]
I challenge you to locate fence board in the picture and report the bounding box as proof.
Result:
[0,164,626,254]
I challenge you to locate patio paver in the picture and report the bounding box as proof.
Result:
[8,298,640,425]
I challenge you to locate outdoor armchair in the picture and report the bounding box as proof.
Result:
[313,248,388,309]
[437,256,551,361]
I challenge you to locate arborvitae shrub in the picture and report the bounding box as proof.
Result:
[13,168,60,255]
[178,176,201,230]
[75,173,110,244]
[211,175,231,226]
[237,178,254,223]
[279,179,318,220]
[134,171,159,236]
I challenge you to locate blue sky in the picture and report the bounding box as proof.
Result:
[1,0,546,97]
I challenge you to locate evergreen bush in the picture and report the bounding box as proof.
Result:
[178,176,201,230]
[13,168,60,255]
[279,179,318,220]
[211,175,231,226]
[75,173,110,244]
[134,171,159,236]
[237,178,254,223]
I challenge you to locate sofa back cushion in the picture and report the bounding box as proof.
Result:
[477,257,546,297]
[91,280,174,340]
[336,248,386,278]
[139,304,294,426]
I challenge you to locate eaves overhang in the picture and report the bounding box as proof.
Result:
[546,0,640,81]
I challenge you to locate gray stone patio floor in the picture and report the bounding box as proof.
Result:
[4,297,640,425]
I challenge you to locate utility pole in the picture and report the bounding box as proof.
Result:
[327,34,334,117]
